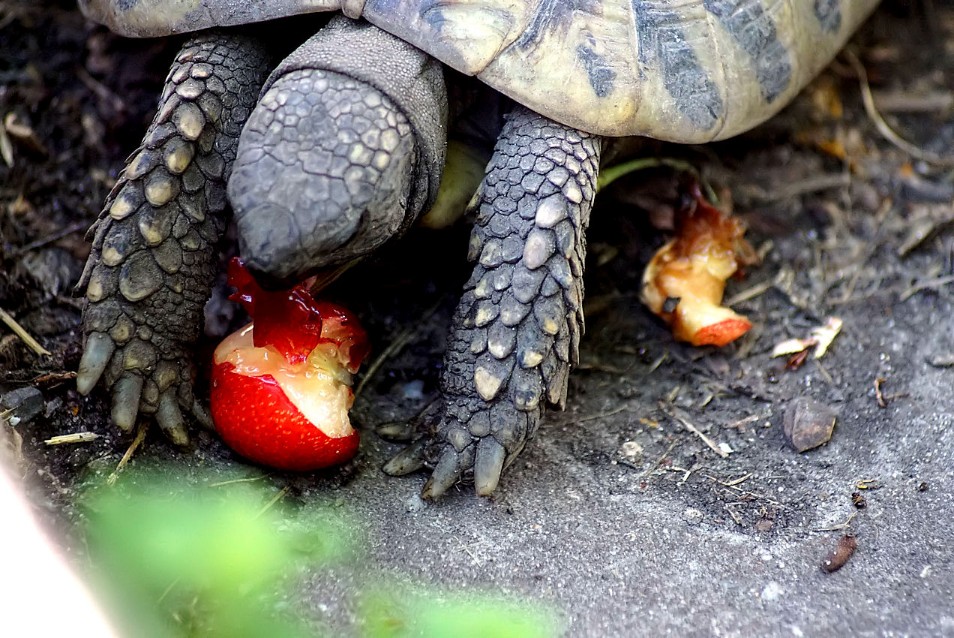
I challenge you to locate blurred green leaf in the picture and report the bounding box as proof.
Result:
[362,588,561,638]
[82,467,348,638]
[80,464,560,638]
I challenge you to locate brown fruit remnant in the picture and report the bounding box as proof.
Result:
[641,186,757,347]
[821,534,858,573]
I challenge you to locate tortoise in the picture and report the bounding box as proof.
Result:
[75,0,880,498]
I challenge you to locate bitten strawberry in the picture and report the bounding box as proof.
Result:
[641,186,758,347]
[210,259,369,471]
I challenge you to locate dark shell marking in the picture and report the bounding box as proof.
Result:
[705,0,793,103]
[81,0,877,139]
[814,0,843,34]
[633,0,724,132]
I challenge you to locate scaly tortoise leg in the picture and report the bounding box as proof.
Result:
[385,106,602,497]
[76,34,272,442]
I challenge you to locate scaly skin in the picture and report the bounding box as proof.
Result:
[79,20,600,499]
[231,68,417,283]
[76,34,272,442]
[229,17,446,285]
[78,19,446,449]
[384,107,602,497]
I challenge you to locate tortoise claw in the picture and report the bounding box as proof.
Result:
[76,332,113,395]
[111,373,144,432]
[156,391,189,446]
[376,420,416,442]
[382,440,428,476]
[191,399,214,431]
[474,437,506,496]
[421,445,471,500]
[380,394,539,498]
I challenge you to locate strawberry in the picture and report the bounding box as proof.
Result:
[641,185,758,348]
[210,259,369,471]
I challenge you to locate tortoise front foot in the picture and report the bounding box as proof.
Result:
[383,393,538,498]
[77,331,208,443]
[384,107,601,497]
[76,33,271,442]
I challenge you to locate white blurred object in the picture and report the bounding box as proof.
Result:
[0,429,118,637]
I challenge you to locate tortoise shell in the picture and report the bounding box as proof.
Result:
[80,0,878,141]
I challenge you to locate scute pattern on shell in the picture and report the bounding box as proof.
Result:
[81,0,878,139]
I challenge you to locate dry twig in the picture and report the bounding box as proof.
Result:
[107,421,149,485]
[572,404,629,425]
[900,274,954,301]
[846,49,954,167]
[706,474,784,507]
[661,405,729,459]
[736,173,850,206]
[12,220,88,256]
[255,486,290,518]
[874,377,888,408]
[638,439,678,482]
[813,511,857,533]
[44,432,100,445]
[0,307,51,356]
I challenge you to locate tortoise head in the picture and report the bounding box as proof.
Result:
[228,17,447,288]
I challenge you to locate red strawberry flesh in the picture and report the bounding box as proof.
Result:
[210,259,369,471]
[226,257,368,371]
[211,363,359,471]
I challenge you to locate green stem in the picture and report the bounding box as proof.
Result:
[597,157,718,203]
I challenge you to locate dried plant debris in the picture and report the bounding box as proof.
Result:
[772,317,843,361]
[2,112,48,157]
[783,397,838,452]
[821,534,858,573]
[872,377,908,408]
[845,49,954,169]
[44,432,100,446]
[897,204,954,257]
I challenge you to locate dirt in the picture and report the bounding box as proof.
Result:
[2,1,953,636]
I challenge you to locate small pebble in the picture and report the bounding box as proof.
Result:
[619,440,642,460]
[783,397,837,452]
[401,380,425,401]
[761,581,783,601]
[404,493,426,513]
[1,386,44,426]
[755,518,774,533]
[682,507,703,524]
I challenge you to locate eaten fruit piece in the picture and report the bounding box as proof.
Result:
[641,185,758,347]
[210,259,369,471]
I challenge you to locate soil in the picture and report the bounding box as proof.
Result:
[2,1,953,636]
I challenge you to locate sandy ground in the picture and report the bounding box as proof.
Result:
[1,1,953,636]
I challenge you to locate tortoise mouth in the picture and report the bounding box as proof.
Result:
[233,197,359,289]
[240,248,352,295]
